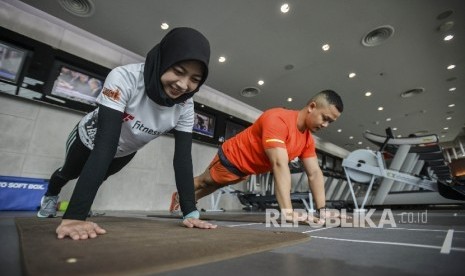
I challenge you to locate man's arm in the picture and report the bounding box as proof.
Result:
[264,147,294,216]
[301,156,326,209]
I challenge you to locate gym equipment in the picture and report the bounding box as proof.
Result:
[342,128,463,211]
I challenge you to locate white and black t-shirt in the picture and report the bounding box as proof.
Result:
[78,63,194,157]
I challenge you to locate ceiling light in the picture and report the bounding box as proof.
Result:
[386,118,391,121]
[160,23,169,30]
[258,80,264,86]
[358,141,363,145]
[280,3,290,13]
[449,87,456,92]
[448,104,455,107]
[348,72,356,78]
[446,116,452,120]
[218,56,226,63]
[444,34,454,41]
[322,44,330,51]
[287,97,293,102]
[365,91,372,96]
[441,135,446,138]
[349,136,354,139]
[377,106,384,111]
[392,127,397,131]
[447,64,456,70]
[397,135,402,138]
[337,129,342,133]
[444,127,449,130]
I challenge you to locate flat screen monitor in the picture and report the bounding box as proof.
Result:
[46,61,105,107]
[0,41,28,84]
[325,156,335,170]
[193,110,215,138]
[224,120,246,140]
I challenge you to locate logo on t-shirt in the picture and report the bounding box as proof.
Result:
[123,112,134,122]
[102,87,121,101]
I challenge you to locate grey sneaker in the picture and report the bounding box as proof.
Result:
[37,196,58,218]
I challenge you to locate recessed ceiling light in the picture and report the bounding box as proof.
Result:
[280,3,290,13]
[446,116,452,120]
[218,56,226,63]
[349,136,354,139]
[258,80,264,86]
[160,23,169,30]
[386,118,391,121]
[337,129,342,133]
[449,87,456,92]
[392,127,398,131]
[441,135,446,138]
[365,91,372,96]
[322,44,330,51]
[358,141,363,145]
[447,64,456,70]
[448,104,455,107]
[444,127,449,130]
[377,106,384,111]
[287,97,293,102]
[348,72,356,78]
[444,34,454,41]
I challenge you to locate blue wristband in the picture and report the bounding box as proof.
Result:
[183,210,200,220]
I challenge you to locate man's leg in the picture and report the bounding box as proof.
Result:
[194,168,222,201]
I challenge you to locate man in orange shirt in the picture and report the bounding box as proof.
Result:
[171,90,343,223]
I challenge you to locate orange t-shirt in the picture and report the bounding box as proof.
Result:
[222,108,316,175]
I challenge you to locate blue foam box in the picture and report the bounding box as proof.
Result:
[0,176,48,211]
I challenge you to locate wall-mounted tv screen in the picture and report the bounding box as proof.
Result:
[193,110,215,138]
[224,120,246,140]
[45,60,105,107]
[0,41,28,84]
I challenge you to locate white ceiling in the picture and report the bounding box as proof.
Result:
[14,0,465,151]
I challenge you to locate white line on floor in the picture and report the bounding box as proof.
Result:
[302,226,338,233]
[310,235,465,253]
[386,227,465,234]
[226,223,263,227]
[440,230,454,254]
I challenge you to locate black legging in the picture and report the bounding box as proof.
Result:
[45,125,136,196]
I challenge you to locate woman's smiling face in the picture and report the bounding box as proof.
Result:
[160,60,204,99]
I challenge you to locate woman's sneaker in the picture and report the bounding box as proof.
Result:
[37,196,58,218]
[169,192,180,214]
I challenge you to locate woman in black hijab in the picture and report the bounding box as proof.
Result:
[38,27,217,240]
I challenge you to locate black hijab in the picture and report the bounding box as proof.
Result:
[144,27,210,107]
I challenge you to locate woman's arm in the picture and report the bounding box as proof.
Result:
[63,105,123,220]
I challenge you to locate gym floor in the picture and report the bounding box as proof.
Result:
[1,208,464,276]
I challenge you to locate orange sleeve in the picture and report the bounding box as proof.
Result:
[260,110,288,150]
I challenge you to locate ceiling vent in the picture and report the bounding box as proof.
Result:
[362,25,395,47]
[58,0,95,17]
[240,87,261,98]
[400,87,425,98]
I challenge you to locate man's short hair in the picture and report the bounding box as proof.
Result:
[308,90,344,113]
